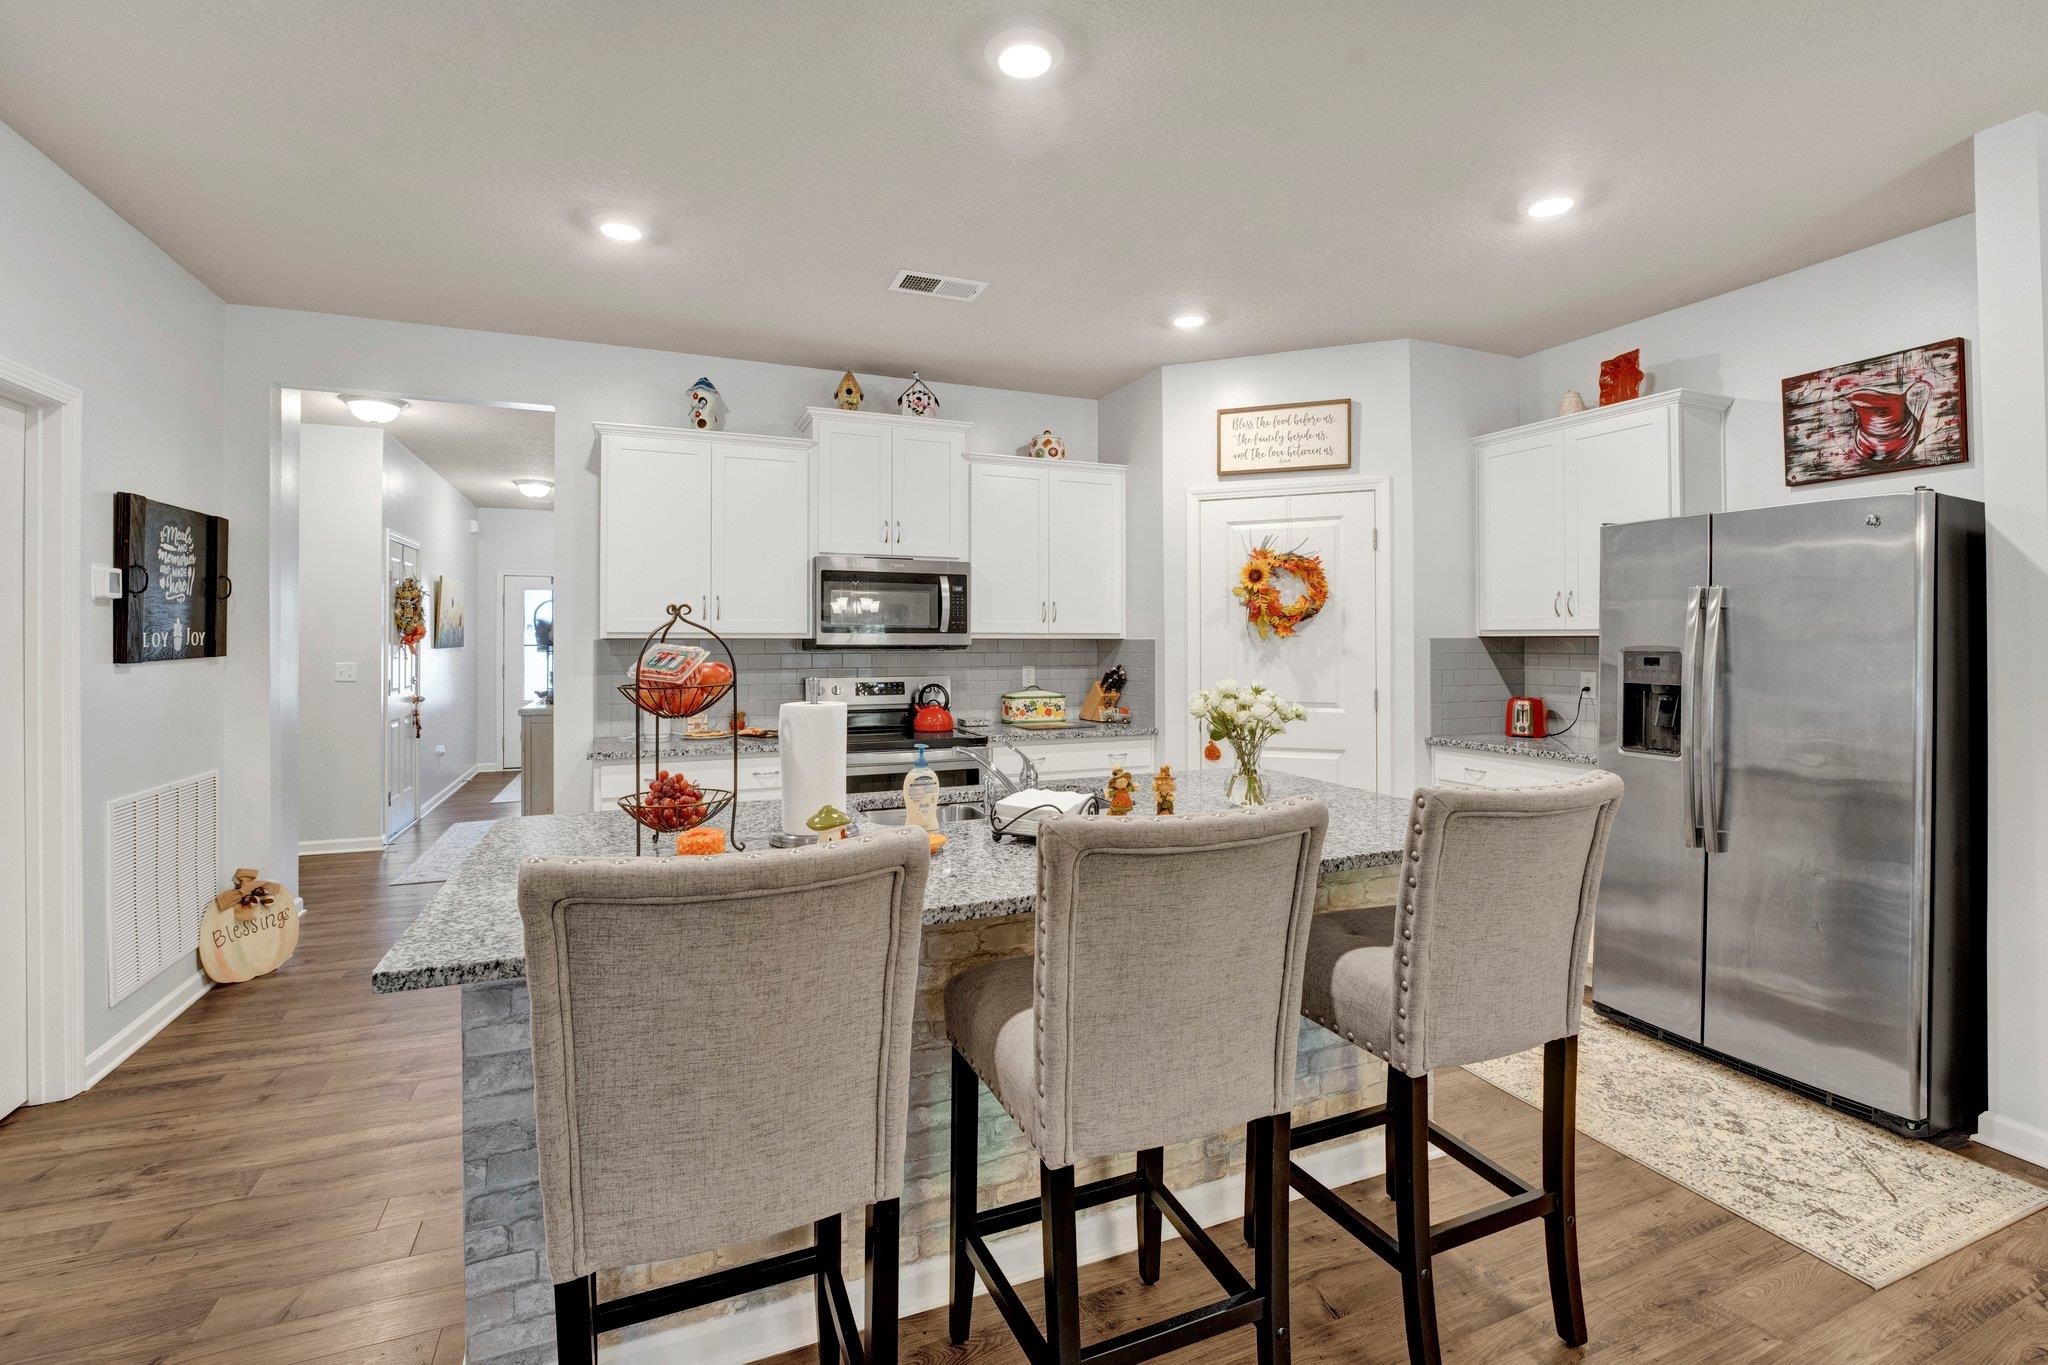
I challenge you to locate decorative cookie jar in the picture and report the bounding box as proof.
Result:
[1028,428,1067,459]
[1000,688,1066,725]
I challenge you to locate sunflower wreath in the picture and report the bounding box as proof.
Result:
[393,576,426,653]
[1232,540,1330,640]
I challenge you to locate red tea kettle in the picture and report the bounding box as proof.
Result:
[911,683,955,734]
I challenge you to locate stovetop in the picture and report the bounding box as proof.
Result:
[845,721,989,753]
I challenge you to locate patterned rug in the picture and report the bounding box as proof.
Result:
[1465,1012,2048,1287]
[390,820,500,885]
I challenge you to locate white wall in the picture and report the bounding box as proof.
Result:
[0,118,233,1068]
[474,508,556,766]
[295,425,384,848]
[1516,216,1981,511]
[381,433,481,810]
[1097,368,1163,642]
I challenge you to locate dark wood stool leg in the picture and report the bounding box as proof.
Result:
[1254,1115,1293,1365]
[1242,1118,1264,1247]
[1041,1162,1082,1365]
[866,1198,901,1364]
[1543,1036,1589,1347]
[1389,1068,1441,1365]
[552,1273,597,1365]
[814,1214,843,1365]
[1136,1147,1164,1284]
[948,1048,977,1345]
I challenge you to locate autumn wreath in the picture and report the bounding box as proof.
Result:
[1232,540,1329,640]
[393,576,426,653]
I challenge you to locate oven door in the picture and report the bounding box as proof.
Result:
[812,556,971,648]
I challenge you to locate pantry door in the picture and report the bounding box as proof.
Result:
[1193,483,1386,790]
[385,534,422,841]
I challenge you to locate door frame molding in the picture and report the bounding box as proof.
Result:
[1186,476,1395,795]
[498,571,552,770]
[382,530,424,841]
[0,355,87,1102]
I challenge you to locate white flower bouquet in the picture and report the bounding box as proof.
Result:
[1189,679,1307,806]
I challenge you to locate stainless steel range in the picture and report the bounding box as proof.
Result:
[807,675,989,795]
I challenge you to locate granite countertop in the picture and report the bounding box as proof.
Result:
[587,719,1160,763]
[1427,733,1600,765]
[370,768,1408,993]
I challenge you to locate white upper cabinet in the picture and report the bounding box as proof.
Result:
[1474,390,1729,635]
[968,455,1124,638]
[800,408,969,559]
[597,424,812,637]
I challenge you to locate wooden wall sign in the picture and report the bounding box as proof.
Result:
[1216,399,1351,476]
[114,492,230,663]
[198,868,299,983]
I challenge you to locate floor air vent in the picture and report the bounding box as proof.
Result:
[889,269,988,302]
[106,771,219,1005]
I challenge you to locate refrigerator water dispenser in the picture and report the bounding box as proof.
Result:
[1620,648,1683,756]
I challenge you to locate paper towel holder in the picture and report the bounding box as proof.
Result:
[616,602,746,855]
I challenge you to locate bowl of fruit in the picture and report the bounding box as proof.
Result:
[617,770,733,837]
[620,646,735,720]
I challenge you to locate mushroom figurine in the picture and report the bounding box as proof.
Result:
[806,803,853,843]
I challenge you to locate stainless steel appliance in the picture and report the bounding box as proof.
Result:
[1593,489,1984,1139]
[807,675,989,795]
[811,555,970,649]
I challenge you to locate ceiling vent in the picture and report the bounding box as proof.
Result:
[890,269,988,302]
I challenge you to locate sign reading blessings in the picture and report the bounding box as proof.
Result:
[1215,399,1352,476]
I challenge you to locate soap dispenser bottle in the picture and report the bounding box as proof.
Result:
[902,743,941,833]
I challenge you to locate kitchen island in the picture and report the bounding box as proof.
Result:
[374,769,1408,1364]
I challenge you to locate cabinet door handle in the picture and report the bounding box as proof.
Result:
[894,520,902,543]
[1553,591,1563,617]
[881,518,889,544]
[1566,589,1576,616]
[1465,767,1487,781]
[716,594,722,619]
[1041,601,1047,622]
[1051,600,1058,623]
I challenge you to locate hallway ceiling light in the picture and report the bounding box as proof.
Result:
[512,478,554,499]
[596,218,645,242]
[987,28,1063,80]
[1523,194,1576,220]
[1171,311,1208,330]
[341,396,408,423]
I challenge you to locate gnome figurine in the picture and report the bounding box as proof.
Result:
[834,371,864,410]
[687,377,724,430]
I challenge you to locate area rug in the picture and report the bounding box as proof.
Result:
[390,820,500,885]
[490,775,522,805]
[1464,1012,2047,1288]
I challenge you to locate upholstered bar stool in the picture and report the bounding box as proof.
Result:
[517,832,931,1365]
[1285,772,1622,1365]
[945,799,1328,1365]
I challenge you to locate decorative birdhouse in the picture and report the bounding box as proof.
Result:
[834,371,864,410]
[897,371,940,418]
[687,377,725,430]
[1028,429,1067,460]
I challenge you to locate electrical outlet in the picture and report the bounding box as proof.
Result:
[333,661,359,683]
[1579,671,1597,695]
[1022,666,1036,687]
[434,744,446,757]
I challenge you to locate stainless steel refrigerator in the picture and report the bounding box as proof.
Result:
[1592,489,1984,1139]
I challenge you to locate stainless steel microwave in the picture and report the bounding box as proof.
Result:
[811,555,971,649]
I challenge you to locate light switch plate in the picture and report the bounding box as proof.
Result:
[435,744,446,756]
[1022,666,1036,687]
[333,662,359,683]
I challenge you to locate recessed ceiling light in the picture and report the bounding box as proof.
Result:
[1523,194,1576,220]
[987,28,1064,80]
[512,479,554,499]
[341,396,408,424]
[1171,312,1208,330]
[596,218,645,242]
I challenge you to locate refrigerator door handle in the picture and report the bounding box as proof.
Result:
[1682,587,1705,848]
[1700,585,1728,852]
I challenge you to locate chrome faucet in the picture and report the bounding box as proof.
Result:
[964,735,1040,801]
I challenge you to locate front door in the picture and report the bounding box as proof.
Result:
[1,397,28,1120]
[1194,487,1380,788]
[501,574,553,770]
[385,534,422,840]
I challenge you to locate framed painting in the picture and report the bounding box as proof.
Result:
[113,492,230,662]
[1216,399,1351,476]
[433,575,466,648]
[1782,338,1967,486]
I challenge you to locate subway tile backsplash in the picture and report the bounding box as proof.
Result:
[1429,635,1597,738]
[594,636,1157,735]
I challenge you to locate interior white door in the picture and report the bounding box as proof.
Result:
[385,535,421,840]
[500,574,553,769]
[1047,465,1123,636]
[889,427,960,557]
[1563,409,1674,632]
[1195,488,1379,788]
[968,461,1048,635]
[1478,435,1569,632]
[712,446,809,633]
[0,398,28,1120]
[813,423,893,554]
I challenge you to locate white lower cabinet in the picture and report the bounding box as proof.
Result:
[1427,746,1588,790]
[968,455,1124,638]
[1013,736,1155,782]
[592,754,782,811]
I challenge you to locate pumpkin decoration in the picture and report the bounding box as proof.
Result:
[199,868,299,984]
[1232,539,1330,640]
[393,576,426,652]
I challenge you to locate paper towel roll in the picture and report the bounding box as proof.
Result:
[779,701,848,837]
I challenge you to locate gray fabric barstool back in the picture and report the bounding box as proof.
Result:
[517,832,931,1365]
[1283,771,1622,1365]
[945,797,1328,1365]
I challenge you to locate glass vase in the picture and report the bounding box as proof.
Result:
[1226,737,1268,806]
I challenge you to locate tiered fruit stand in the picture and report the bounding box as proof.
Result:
[616,603,744,854]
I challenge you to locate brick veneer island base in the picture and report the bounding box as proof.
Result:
[373,770,1410,1364]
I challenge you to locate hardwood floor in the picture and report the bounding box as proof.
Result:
[2,769,2043,1362]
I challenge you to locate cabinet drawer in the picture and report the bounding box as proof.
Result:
[592,755,781,811]
[1428,748,1583,789]
[1018,737,1156,780]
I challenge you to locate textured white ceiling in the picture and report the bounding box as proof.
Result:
[0,1,2041,397]
[301,392,554,510]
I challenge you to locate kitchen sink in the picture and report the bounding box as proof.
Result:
[866,803,988,826]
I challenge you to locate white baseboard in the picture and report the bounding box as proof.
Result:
[420,763,485,818]
[607,1129,1397,1364]
[84,968,211,1089]
[298,835,385,856]
[1977,1111,2048,1168]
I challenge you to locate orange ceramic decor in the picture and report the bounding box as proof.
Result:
[1598,349,1644,405]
